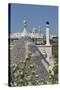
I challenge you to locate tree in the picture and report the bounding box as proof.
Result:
[48,46,58,84]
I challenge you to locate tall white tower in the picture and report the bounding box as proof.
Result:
[46,21,50,45]
[21,20,28,37]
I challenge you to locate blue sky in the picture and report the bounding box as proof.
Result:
[10,3,58,36]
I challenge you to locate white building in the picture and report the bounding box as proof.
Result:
[10,20,44,44]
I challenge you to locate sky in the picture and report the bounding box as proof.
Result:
[9,3,58,36]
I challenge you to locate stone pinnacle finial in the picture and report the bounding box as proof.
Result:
[23,20,27,28]
[21,20,28,37]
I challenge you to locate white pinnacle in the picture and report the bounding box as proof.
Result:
[46,22,50,45]
[21,20,28,37]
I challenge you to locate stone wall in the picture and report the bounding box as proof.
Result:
[37,45,53,65]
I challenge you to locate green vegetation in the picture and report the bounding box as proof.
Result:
[49,37,58,84]
[52,46,58,58]
[48,45,58,84]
